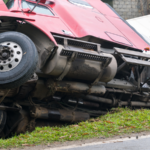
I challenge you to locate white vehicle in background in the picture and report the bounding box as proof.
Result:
[127,15,150,87]
[127,15,150,45]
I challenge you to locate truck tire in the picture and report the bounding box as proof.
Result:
[0,31,38,89]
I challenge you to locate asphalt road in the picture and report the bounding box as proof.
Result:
[47,136,150,150]
[66,138,150,150]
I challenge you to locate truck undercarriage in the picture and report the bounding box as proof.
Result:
[0,15,150,138]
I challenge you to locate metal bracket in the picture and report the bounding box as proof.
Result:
[97,44,101,54]
[87,57,111,94]
[57,52,77,81]
[93,58,111,85]
[0,45,3,53]
[64,39,68,48]
[142,77,150,87]
[0,89,10,104]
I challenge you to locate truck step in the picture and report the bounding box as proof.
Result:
[122,57,150,66]
[114,47,150,59]
[114,47,150,66]
[53,35,101,52]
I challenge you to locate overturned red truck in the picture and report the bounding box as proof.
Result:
[0,0,149,137]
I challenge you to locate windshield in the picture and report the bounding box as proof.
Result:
[68,0,93,9]
[22,0,54,16]
[4,0,14,9]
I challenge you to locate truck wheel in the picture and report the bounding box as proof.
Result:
[0,31,38,89]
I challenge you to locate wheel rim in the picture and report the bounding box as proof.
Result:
[0,42,23,72]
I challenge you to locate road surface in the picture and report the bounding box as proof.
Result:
[46,135,150,150]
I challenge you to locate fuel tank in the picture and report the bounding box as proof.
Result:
[42,45,117,83]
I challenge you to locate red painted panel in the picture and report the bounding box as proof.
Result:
[106,32,133,46]
[52,0,135,47]
[0,0,149,50]
[0,0,8,11]
[106,16,148,50]
[87,0,119,18]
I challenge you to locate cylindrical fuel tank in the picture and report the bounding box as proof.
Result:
[42,45,117,83]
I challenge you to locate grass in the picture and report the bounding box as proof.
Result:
[1,108,150,148]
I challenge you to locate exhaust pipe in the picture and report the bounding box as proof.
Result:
[30,107,90,122]
[81,95,113,104]
[131,101,150,107]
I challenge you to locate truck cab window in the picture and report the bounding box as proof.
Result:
[22,0,54,16]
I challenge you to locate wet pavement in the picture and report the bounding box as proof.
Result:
[65,138,150,150]
[46,136,150,150]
